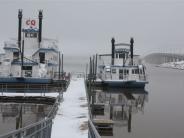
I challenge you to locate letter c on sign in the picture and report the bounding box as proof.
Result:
[26,20,30,25]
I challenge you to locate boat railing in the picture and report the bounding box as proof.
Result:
[0,83,64,94]
[119,74,129,80]
[4,41,17,48]
[139,74,147,81]
[0,92,62,138]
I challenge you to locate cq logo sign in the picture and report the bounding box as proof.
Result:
[26,19,36,26]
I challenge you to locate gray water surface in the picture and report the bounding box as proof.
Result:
[0,103,52,135]
[92,64,184,138]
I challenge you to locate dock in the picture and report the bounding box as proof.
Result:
[51,75,88,138]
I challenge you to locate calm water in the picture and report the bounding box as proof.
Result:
[91,64,184,138]
[0,103,52,135]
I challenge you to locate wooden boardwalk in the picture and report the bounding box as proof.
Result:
[51,76,88,138]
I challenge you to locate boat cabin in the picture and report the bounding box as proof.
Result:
[0,11,60,79]
[98,64,146,81]
[114,48,129,66]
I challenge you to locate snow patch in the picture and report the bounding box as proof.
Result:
[158,61,184,70]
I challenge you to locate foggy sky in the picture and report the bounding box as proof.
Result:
[0,0,184,57]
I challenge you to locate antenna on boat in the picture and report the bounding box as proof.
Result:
[18,9,22,53]
[130,37,134,66]
[38,10,43,48]
[111,37,115,65]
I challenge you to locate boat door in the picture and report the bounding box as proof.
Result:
[22,66,32,77]
[119,69,123,79]
[39,52,45,63]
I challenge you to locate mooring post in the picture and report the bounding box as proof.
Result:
[89,57,92,79]
[85,63,88,80]
[62,54,64,79]
[122,105,124,119]
[128,105,132,133]
[110,105,113,119]
[21,38,24,77]
[92,55,95,81]
[58,52,61,80]
[89,57,92,102]
[95,54,98,80]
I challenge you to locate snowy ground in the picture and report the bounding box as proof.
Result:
[51,77,88,138]
[158,61,184,70]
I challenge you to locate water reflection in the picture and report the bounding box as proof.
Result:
[91,88,148,137]
[0,103,52,135]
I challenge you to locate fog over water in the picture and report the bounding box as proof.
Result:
[0,1,184,137]
[0,0,184,58]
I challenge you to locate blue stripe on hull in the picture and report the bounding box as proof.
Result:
[0,77,52,84]
[95,81,147,88]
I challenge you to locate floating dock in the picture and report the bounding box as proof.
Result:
[51,76,88,138]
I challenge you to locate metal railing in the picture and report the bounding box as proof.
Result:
[84,78,101,138]
[0,92,62,138]
[101,73,147,82]
[88,120,101,138]
[0,83,66,94]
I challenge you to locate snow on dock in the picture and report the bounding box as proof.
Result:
[1,92,59,98]
[51,76,88,138]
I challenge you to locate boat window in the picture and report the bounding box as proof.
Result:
[112,69,116,73]
[124,69,129,75]
[143,67,145,74]
[139,69,142,74]
[4,59,10,62]
[132,69,139,74]
[119,53,125,59]
[30,33,37,38]
[106,68,111,72]
[119,69,123,74]
[25,32,37,38]
[135,69,139,74]
[118,95,123,103]
[116,53,118,58]
[13,52,19,60]
[22,66,32,70]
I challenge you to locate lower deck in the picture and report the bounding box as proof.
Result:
[0,77,69,93]
[88,79,148,88]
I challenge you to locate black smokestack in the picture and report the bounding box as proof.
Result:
[111,38,115,65]
[130,37,134,65]
[38,10,43,44]
[18,9,22,51]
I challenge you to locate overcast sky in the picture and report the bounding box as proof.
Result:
[0,0,184,57]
